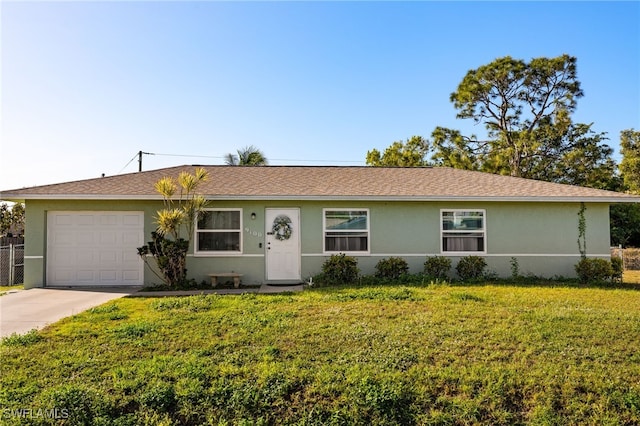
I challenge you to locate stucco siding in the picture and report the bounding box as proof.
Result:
[487,202,610,255]
[21,199,611,288]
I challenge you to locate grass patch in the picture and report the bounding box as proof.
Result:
[0,284,23,296]
[624,270,640,284]
[0,284,23,291]
[1,329,42,347]
[2,283,640,424]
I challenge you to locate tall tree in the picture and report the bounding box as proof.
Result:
[443,54,583,177]
[430,127,483,171]
[225,146,268,166]
[610,204,640,247]
[611,129,640,247]
[366,136,430,167]
[528,123,620,190]
[0,202,25,236]
[619,129,640,194]
[366,55,619,192]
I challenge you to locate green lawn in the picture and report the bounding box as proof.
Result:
[2,282,640,425]
[625,270,640,284]
[0,284,22,297]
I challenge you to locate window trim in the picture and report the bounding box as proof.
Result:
[323,208,370,255]
[194,208,243,256]
[440,209,487,255]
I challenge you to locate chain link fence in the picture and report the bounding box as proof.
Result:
[0,244,24,285]
[611,247,640,270]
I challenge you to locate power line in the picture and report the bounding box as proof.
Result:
[123,151,365,173]
[153,152,363,164]
[137,151,154,172]
[117,152,140,174]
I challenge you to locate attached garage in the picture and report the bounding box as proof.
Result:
[2,166,640,289]
[46,211,144,286]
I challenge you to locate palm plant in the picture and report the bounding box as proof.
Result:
[154,169,209,239]
[225,146,268,166]
[138,167,209,287]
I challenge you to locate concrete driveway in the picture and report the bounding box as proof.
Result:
[0,287,141,338]
[0,284,304,338]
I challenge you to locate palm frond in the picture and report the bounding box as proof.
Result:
[154,177,177,203]
[155,208,184,239]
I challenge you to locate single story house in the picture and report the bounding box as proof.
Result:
[1,165,639,289]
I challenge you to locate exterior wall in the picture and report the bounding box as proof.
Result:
[23,200,160,289]
[299,201,610,280]
[22,199,611,288]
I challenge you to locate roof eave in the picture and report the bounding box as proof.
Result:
[4,194,639,203]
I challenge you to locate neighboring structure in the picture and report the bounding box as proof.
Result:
[1,165,639,289]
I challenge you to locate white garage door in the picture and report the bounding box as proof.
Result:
[47,211,144,286]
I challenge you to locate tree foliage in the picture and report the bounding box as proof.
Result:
[225,146,268,166]
[0,202,25,236]
[370,56,618,190]
[431,54,612,182]
[530,123,620,190]
[610,204,640,247]
[366,136,430,167]
[619,129,640,194]
[446,54,582,177]
[610,130,640,248]
[430,127,485,171]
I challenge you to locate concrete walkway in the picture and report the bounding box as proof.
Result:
[0,284,304,337]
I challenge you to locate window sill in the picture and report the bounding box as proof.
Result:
[441,251,487,256]
[193,252,243,257]
[323,251,371,256]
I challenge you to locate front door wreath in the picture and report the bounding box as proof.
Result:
[272,215,293,241]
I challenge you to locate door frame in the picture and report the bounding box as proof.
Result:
[265,208,301,283]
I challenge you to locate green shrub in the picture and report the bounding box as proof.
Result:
[424,256,452,279]
[456,256,487,281]
[611,256,624,283]
[575,258,614,284]
[510,257,520,279]
[319,253,359,285]
[375,257,409,280]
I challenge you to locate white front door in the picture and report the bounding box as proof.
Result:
[265,208,301,282]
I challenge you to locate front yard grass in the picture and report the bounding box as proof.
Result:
[624,269,640,283]
[0,284,23,296]
[2,282,640,425]
[0,284,23,292]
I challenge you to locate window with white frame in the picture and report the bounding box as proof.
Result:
[195,209,242,254]
[441,210,485,253]
[324,209,369,253]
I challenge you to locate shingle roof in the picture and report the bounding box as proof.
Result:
[1,165,639,203]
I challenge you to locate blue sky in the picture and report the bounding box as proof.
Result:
[1,1,639,190]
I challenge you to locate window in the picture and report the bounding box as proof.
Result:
[195,209,242,254]
[324,209,369,253]
[441,210,485,253]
